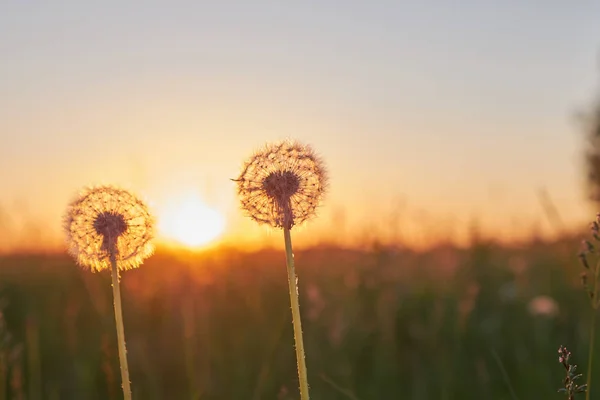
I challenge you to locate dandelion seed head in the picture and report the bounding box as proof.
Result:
[263,170,301,201]
[93,211,128,238]
[63,185,154,272]
[235,139,328,229]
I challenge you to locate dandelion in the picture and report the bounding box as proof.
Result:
[64,186,154,272]
[64,185,154,400]
[235,140,327,230]
[234,139,328,400]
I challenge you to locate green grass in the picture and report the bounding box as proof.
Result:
[0,235,596,399]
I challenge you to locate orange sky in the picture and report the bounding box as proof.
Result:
[1,1,600,253]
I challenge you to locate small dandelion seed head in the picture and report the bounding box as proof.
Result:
[235,139,328,230]
[63,185,154,272]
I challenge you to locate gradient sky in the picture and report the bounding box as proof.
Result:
[1,1,600,251]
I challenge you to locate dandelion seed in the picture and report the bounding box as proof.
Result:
[64,185,154,272]
[234,139,328,230]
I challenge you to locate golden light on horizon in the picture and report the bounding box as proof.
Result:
[157,192,226,248]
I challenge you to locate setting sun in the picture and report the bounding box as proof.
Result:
[158,193,226,247]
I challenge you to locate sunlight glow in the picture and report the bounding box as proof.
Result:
[158,193,226,247]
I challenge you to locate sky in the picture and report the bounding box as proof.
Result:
[1,0,600,251]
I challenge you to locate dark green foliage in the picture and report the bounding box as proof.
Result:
[0,237,595,399]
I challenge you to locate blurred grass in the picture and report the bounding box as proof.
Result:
[0,235,596,399]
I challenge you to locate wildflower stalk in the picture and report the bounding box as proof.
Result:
[109,245,132,400]
[587,312,596,400]
[586,259,600,400]
[559,345,587,399]
[283,227,310,400]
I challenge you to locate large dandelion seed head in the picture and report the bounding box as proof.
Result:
[63,185,154,272]
[235,139,328,229]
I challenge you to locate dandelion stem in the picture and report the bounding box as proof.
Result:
[283,227,310,400]
[586,260,600,400]
[109,248,132,400]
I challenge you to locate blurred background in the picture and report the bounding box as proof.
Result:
[2,1,600,399]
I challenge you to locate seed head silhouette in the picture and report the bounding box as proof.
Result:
[235,139,328,229]
[64,185,154,272]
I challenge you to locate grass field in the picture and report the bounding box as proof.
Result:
[0,234,595,400]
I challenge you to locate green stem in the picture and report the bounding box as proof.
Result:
[182,292,198,400]
[0,355,6,400]
[491,348,519,400]
[110,251,132,400]
[587,313,597,400]
[283,227,310,400]
[586,261,600,400]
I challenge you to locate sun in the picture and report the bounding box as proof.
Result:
[158,193,226,248]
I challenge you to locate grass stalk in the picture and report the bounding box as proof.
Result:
[283,227,310,400]
[0,357,5,400]
[182,293,199,400]
[491,348,519,400]
[109,250,132,400]
[586,259,600,400]
[587,311,597,400]
[25,316,41,400]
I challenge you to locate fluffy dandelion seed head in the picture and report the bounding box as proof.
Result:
[236,139,328,229]
[64,185,154,272]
